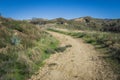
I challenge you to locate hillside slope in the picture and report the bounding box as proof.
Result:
[0,17,59,80]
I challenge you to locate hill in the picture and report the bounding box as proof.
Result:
[30,16,120,32]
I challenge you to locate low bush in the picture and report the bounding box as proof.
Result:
[54,46,66,52]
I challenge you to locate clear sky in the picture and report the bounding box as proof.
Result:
[0,0,120,20]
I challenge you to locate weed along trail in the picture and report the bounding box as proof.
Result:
[29,31,117,80]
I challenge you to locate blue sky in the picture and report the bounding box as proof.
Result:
[0,0,120,20]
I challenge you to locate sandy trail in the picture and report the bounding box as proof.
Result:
[29,31,117,80]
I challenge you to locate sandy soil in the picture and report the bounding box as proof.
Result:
[29,31,117,80]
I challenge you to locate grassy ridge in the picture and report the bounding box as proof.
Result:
[0,17,59,80]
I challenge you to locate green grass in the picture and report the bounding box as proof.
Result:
[0,33,59,80]
[0,17,59,80]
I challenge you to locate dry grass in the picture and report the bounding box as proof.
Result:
[0,17,59,80]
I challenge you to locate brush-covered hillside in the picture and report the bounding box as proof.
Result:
[69,16,120,32]
[0,16,59,80]
[31,17,120,32]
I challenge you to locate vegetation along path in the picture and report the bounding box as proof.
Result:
[29,31,117,80]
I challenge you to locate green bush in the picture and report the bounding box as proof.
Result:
[54,46,66,52]
[11,35,21,45]
[44,48,55,54]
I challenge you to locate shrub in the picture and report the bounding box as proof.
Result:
[44,48,55,54]
[55,46,66,52]
[11,35,21,45]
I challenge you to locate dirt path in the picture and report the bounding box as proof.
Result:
[29,31,117,80]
